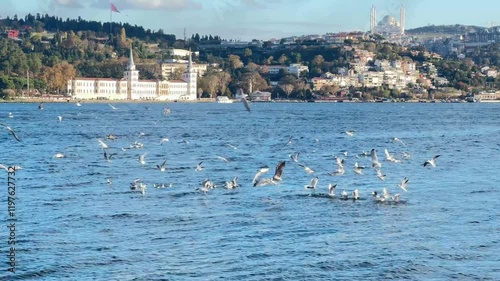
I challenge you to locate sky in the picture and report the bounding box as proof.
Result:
[3,0,500,41]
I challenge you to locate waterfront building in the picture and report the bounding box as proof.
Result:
[68,48,197,101]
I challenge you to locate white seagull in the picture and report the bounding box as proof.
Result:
[138,153,147,165]
[353,162,365,175]
[160,138,169,145]
[397,177,409,192]
[298,162,314,174]
[375,168,386,181]
[57,116,62,122]
[97,138,109,149]
[304,177,319,190]
[252,166,270,185]
[384,148,400,163]
[108,104,118,110]
[345,130,355,137]
[328,183,337,197]
[156,160,167,171]
[371,149,381,168]
[195,161,203,171]
[424,155,441,167]
[391,137,406,146]
[53,153,65,158]
[0,123,21,142]
[289,152,300,163]
[352,189,360,200]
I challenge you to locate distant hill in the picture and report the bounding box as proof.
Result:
[406,24,484,35]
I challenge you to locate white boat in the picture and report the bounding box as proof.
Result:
[216,96,234,103]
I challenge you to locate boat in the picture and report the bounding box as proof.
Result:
[216,96,234,103]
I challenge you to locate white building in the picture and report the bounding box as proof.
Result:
[161,61,208,79]
[68,48,197,101]
[170,48,200,58]
[267,64,309,77]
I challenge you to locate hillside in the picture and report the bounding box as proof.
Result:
[406,24,483,35]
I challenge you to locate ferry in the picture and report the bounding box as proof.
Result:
[216,96,234,103]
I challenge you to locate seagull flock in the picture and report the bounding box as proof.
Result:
[0,103,442,205]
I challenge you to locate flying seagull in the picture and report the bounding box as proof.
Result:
[108,104,118,110]
[297,162,314,174]
[195,161,203,171]
[390,137,406,146]
[156,160,167,171]
[304,177,319,190]
[138,153,147,165]
[242,96,251,112]
[397,177,409,192]
[272,161,286,181]
[424,155,441,167]
[253,166,270,185]
[97,138,109,149]
[371,149,381,168]
[0,123,21,142]
[328,183,337,197]
[104,151,116,162]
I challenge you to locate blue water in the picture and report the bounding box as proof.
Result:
[0,102,499,280]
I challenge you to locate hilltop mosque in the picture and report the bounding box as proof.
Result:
[67,47,197,101]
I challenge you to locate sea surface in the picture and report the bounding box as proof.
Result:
[0,102,499,280]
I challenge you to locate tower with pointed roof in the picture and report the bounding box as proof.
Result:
[124,45,139,100]
[182,49,197,100]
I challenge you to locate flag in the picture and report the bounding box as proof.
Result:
[111,3,120,13]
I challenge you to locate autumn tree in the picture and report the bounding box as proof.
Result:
[279,83,294,99]
[43,61,76,94]
[228,55,243,69]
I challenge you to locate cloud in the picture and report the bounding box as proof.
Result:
[49,0,202,11]
[110,0,202,10]
[49,0,84,8]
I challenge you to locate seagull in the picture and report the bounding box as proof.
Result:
[372,191,385,202]
[216,155,229,163]
[156,160,167,171]
[272,161,286,181]
[253,166,270,185]
[289,152,300,163]
[76,102,82,107]
[104,151,116,162]
[8,112,13,118]
[0,123,21,142]
[353,162,365,175]
[304,177,319,190]
[375,168,386,181]
[352,189,360,200]
[195,161,203,171]
[358,151,370,157]
[138,153,147,165]
[345,130,355,137]
[371,149,381,168]
[106,178,113,185]
[382,188,391,200]
[424,155,441,167]
[328,183,337,197]
[397,177,409,192]
[284,136,292,146]
[160,138,169,145]
[253,178,278,187]
[341,189,348,200]
[391,137,406,146]
[97,138,109,149]
[108,104,118,110]
[57,116,62,122]
[53,153,65,158]
[38,102,44,110]
[225,176,239,189]
[241,96,251,112]
[297,163,314,174]
[392,194,401,202]
[226,143,238,150]
[200,179,216,194]
[384,148,401,163]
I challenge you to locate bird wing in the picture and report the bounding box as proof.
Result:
[371,149,378,163]
[273,161,286,181]
[241,98,251,112]
[311,177,318,187]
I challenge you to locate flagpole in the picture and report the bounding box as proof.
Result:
[110,3,112,37]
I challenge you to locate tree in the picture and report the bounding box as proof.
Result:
[216,71,232,96]
[228,55,243,69]
[43,61,76,94]
[279,83,294,99]
[319,84,339,96]
[278,54,288,65]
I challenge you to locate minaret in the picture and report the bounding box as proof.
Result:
[124,45,139,100]
[182,49,197,100]
[400,5,405,35]
[370,5,376,34]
